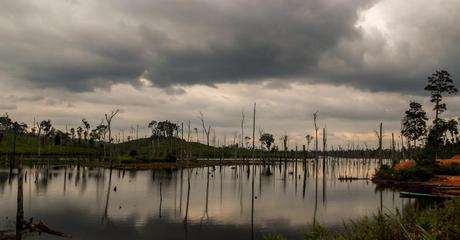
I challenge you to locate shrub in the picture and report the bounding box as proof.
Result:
[437,162,460,175]
[399,166,434,181]
[129,149,138,157]
[374,164,434,181]
[165,152,177,163]
[300,199,460,240]
[374,164,396,180]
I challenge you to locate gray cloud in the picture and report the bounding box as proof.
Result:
[0,0,370,91]
[1,0,459,95]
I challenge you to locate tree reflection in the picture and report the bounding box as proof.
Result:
[102,168,113,224]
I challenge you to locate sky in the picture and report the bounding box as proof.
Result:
[1,0,460,149]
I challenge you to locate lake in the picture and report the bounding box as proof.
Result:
[0,158,404,239]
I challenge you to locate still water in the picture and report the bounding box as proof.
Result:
[0,158,403,239]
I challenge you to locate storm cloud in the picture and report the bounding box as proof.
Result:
[1,0,460,146]
[2,0,458,93]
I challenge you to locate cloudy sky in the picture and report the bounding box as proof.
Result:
[1,0,459,149]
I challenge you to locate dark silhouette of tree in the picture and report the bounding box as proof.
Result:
[305,134,313,152]
[241,111,245,148]
[148,120,158,136]
[244,136,251,148]
[424,70,457,146]
[82,119,91,141]
[12,121,27,134]
[280,135,288,152]
[0,113,13,131]
[194,128,199,143]
[91,122,107,144]
[105,109,119,166]
[70,127,75,140]
[313,111,319,158]
[36,120,52,156]
[259,133,274,151]
[401,101,428,147]
[446,119,458,143]
[11,121,27,156]
[148,120,178,138]
[199,112,211,146]
[76,126,83,143]
[158,121,178,138]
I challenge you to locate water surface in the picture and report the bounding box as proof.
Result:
[0,158,404,239]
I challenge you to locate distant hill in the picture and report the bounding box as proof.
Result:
[0,132,258,162]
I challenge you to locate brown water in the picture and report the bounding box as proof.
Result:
[0,158,404,239]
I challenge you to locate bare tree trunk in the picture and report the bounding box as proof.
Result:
[37,127,42,158]
[323,127,327,171]
[379,123,383,166]
[313,111,319,160]
[251,102,256,240]
[105,110,119,168]
[241,111,245,161]
[391,133,395,162]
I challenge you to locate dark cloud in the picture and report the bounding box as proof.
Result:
[0,0,459,94]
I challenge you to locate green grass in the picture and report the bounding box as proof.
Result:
[0,133,101,155]
[0,132,316,165]
[263,198,460,240]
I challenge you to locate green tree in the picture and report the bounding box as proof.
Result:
[401,101,428,147]
[446,119,458,143]
[70,127,75,140]
[90,123,107,143]
[424,70,457,146]
[12,121,27,155]
[305,134,313,151]
[76,126,83,143]
[0,113,13,131]
[82,119,91,141]
[148,120,159,136]
[259,133,275,150]
[36,120,52,156]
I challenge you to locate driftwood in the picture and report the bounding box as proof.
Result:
[338,176,370,181]
[22,218,71,238]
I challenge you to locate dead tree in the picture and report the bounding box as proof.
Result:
[241,111,245,151]
[313,111,319,159]
[187,121,191,159]
[391,133,395,162]
[251,102,256,240]
[36,122,43,157]
[374,123,383,166]
[322,127,327,173]
[105,109,119,167]
[199,112,211,146]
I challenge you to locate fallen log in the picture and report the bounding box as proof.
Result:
[22,218,71,238]
[338,176,369,181]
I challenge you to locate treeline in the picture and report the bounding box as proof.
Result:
[400,70,460,162]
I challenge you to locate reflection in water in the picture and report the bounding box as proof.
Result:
[102,168,113,224]
[16,157,24,240]
[0,158,401,240]
[159,182,163,218]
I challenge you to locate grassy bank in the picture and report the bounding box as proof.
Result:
[0,133,317,164]
[264,198,460,240]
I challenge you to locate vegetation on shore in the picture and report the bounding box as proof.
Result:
[297,198,460,240]
[374,70,460,182]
